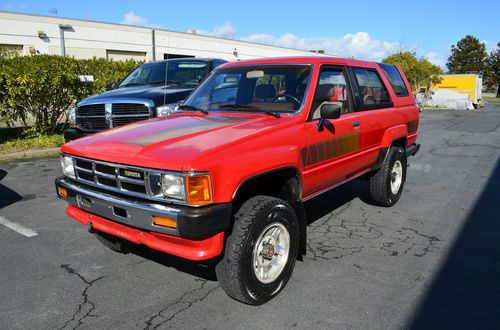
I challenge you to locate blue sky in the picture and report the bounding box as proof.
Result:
[1,0,499,67]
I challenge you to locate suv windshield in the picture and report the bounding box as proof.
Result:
[182,65,312,113]
[119,60,209,87]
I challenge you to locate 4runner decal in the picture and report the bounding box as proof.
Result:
[302,131,360,167]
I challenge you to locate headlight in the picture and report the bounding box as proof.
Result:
[68,108,76,128]
[159,173,213,205]
[156,102,181,117]
[60,155,76,179]
[161,174,185,200]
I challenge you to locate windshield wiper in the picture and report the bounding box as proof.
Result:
[178,104,208,114]
[218,104,281,118]
[119,82,146,87]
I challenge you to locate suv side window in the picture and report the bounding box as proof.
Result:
[379,63,409,96]
[310,69,351,120]
[353,68,392,110]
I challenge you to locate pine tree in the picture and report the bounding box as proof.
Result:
[447,35,487,74]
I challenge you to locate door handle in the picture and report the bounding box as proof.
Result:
[352,121,360,127]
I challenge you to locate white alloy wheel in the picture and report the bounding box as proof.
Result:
[252,222,290,284]
[390,160,403,194]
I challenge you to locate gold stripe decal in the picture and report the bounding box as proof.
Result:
[129,117,248,146]
[302,131,360,167]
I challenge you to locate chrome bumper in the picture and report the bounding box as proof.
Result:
[55,177,232,239]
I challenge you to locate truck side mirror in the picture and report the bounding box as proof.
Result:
[106,82,117,91]
[317,102,341,131]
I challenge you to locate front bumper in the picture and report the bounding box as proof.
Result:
[55,177,232,260]
[64,128,91,142]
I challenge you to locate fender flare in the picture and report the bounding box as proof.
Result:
[380,125,408,148]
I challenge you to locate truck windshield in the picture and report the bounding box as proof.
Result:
[182,65,312,113]
[119,61,209,87]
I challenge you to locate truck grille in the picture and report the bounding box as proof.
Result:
[76,104,107,130]
[76,102,152,131]
[112,103,150,127]
[74,158,148,196]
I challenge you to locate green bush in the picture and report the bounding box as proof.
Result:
[0,55,142,133]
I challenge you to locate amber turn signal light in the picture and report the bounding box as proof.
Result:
[186,174,213,206]
[152,216,177,228]
[58,186,68,197]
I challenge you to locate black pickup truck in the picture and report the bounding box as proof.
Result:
[65,58,227,141]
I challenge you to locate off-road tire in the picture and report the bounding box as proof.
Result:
[216,196,299,305]
[94,231,134,254]
[369,146,407,206]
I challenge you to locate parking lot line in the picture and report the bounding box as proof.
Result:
[0,215,38,237]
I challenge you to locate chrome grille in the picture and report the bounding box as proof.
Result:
[76,104,105,116]
[74,158,148,197]
[76,104,106,130]
[76,102,152,131]
[112,103,150,115]
[112,103,150,127]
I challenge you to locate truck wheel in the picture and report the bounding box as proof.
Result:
[216,196,299,305]
[94,231,134,254]
[369,146,407,207]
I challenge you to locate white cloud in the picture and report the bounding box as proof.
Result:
[425,52,446,68]
[241,31,405,61]
[195,22,237,38]
[121,11,147,26]
[483,40,499,53]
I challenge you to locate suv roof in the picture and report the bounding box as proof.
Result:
[220,56,380,69]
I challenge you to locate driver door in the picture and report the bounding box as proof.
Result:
[302,66,365,197]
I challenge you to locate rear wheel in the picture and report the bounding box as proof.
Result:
[216,196,299,305]
[94,231,135,254]
[369,146,407,206]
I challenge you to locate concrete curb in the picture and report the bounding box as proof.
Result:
[0,147,60,163]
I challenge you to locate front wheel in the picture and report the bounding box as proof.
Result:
[216,196,299,305]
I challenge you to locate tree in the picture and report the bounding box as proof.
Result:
[447,35,487,74]
[484,43,500,96]
[382,52,443,92]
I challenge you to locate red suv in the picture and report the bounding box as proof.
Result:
[56,56,420,304]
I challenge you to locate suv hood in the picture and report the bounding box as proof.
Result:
[62,113,279,171]
[82,85,194,106]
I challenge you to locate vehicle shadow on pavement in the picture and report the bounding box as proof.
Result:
[131,246,218,281]
[409,159,500,329]
[0,169,23,209]
[304,179,373,225]
[128,178,375,282]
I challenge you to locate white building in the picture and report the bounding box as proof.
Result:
[0,11,320,61]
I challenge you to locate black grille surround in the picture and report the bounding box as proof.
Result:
[75,101,152,131]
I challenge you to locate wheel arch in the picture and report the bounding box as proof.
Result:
[231,166,307,257]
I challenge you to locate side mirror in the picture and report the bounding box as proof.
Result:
[106,82,117,91]
[317,102,341,131]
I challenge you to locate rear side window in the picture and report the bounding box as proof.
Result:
[353,68,392,109]
[379,63,409,97]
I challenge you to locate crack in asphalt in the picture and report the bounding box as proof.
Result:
[59,264,104,330]
[143,279,219,329]
[305,206,442,261]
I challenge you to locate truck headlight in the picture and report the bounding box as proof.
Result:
[156,102,181,117]
[69,108,76,128]
[160,173,213,205]
[60,155,76,179]
[161,174,185,200]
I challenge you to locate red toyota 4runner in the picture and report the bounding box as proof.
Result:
[56,57,420,304]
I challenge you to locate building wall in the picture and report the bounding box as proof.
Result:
[0,11,319,61]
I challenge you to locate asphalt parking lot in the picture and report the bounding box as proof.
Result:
[1,102,499,329]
